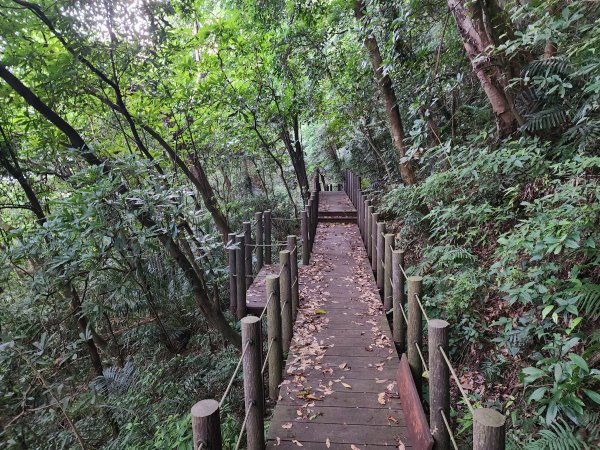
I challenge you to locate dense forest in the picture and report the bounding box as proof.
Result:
[1,0,599,448]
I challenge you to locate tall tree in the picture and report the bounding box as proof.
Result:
[448,0,527,137]
[353,0,417,185]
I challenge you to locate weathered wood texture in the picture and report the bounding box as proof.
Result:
[191,399,222,450]
[265,218,413,449]
[397,355,434,450]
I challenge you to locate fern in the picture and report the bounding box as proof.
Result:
[524,58,572,78]
[526,419,587,450]
[575,283,600,318]
[522,108,569,132]
[96,360,138,397]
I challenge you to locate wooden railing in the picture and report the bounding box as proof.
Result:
[344,169,506,450]
[189,171,322,450]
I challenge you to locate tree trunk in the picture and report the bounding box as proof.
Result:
[447,0,527,137]
[354,0,417,186]
[281,115,310,200]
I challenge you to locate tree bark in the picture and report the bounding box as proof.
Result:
[448,0,527,137]
[281,114,310,200]
[354,0,417,186]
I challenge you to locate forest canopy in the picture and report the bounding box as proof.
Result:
[1,0,599,448]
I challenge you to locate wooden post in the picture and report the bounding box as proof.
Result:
[473,409,506,450]
[266,275,282,401]
[376,222,385,290]
[367,205,374,259]
[407,276,423,397]
[364,199,371,247]
[241,316,265,450]
[301,210,310,265]
[243,221,253,287]
[255,212,263,272]
[191,399,222,450]
[279,250,292,353]
[287,235,300,319]
[264,210,272,265]
[429,319,450,450]
[357,190,363,236]
[392,250,406,349]
[228,232,237,317]
[235,234,247,320]
[307,198,314,252]
[371,212,379,272]
[383,234,394,310]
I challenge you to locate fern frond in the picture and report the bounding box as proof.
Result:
[96,360,138,396]
[522,108,569,132]
[576,283,600,318]
[524,58,572,78]
[526,419,586,450]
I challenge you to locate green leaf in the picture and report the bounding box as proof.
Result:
[542,305,554,319]
[582,389,600,405]
[529,387,547,402]
[523,367,546,384]
[568,353,589,373]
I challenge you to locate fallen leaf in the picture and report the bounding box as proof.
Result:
[378,392,386,405]
[375,378,388,384]
[315,308,327,315]
[338,362,347,369]
[388,415,398,424]
[282,423,292,429]
[292,440,303,447]
[342,382,352,389]
[351,445,362,450]
[397,440,406,450]
[276,437,281,446]
[326,438,331,448]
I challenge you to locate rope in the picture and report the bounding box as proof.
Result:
[219,341,251,408]
[261,338,275,374]
[438,346,475,415]
[414,294,430,322]
[259,292,275,321]
[197,443,204,450]
[233,402,253,450]
[280,300,288,314]
[415,342,429,374]
[398,303,408,324]
[440,409,459,450]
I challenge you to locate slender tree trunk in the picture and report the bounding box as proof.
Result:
[354,0,417,185]
[447,0,527,137]
[281,117,310,200]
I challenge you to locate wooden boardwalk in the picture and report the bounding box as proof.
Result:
[265,192,411,449]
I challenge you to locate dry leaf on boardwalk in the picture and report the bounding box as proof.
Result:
[292,439,303,447]
[377,392,386,405]
[326,438,331,448]
[281,423,292,429]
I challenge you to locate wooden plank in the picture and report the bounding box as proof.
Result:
[266,422,409,447]
[270,404,406,426]
[278,390,401,409]
[278,377,398,395]
[267,441,412,449]
[396,355,434,450]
